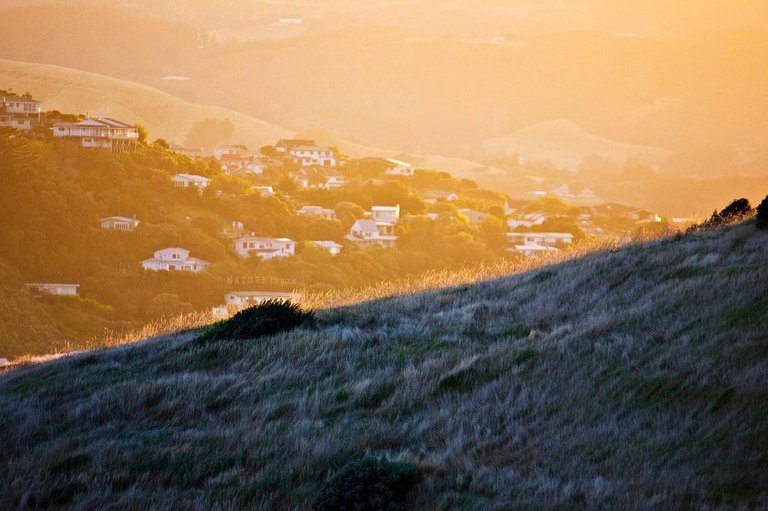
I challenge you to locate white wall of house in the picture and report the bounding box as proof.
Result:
[234,237,296,260]
[25,283,79,296]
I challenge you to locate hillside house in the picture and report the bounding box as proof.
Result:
[507,212,547,230]
[507,232,573,256]
[219,153,251,173]
[627,209,662,224]
[290,146,337,167]
[297,206,336,220]
[247,157,269,174]
[507,232,573,248]
[1,94,41,116]
[168,143,203,159]
[345,219,397,248]
[53,118,138,152]
[458,208,489,225]
[100,216,139,231]
[234,236,296,260]
[213,145,248,160]
[368,205,400,224]
[292,167,345,189]
[310,240,343,255]
[385,159,414,176]
[0,112,32,131]
[512,243,559,257]
[275,138,315,154]
[172,173,211,192]
[141,248,210,272]
[24,283,79,297]
[253,186,275,198]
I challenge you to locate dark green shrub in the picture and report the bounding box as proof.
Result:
[718,198,753,221]
[689,198,754,232]
[199,300,315,342]
[757,195,768,229]
[313,455,420,511]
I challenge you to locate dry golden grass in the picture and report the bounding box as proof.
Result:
[2,223,765,509]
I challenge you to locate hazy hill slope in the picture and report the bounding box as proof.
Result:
[0,59,292,149]
[482,119,672,171]
[1,223,767,509]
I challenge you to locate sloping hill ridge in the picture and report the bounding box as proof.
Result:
[0,59,292,149]
[1,224,767,509]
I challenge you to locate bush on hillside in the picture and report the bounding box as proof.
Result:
[757,195,768,229]
[690,198,754,232]
[313,455,420,511]
[718,198,754,221]
[199,300,315,342]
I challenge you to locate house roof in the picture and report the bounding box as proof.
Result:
[352,219,379,232]
[291,145,333,153]
[311,241,343,248]
[386,158,412,167]
[371,206,399,212]
[24,283,79,288]
[101,216,138,223]
[172,173,210,183]
[276,139,315,148]
[236,236,296,244]
[156,247,191,253]
[2,95,40,104]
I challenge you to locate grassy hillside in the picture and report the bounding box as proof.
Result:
[1,222,766,509]
[0,59,291,150]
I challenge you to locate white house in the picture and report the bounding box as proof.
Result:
[219,153,251,173]
[172,173,211,191]
[310,240,343,255]
[369,205,400,224]
[297,205,336,220]
[446,193,459,202]
[141,248,210,272]
[100,216,140,231]
[252,185,275,198]
[275,139,315,153]
[512,243,559,257]
[234,236,296,260]
[292,167,345,189]
[627,209,662,224]
[24,283,79,296]
[247,157,269,174]
[0,112,32,131]
[458,208,489,225]
[53,118,138,152]
[345,219,397,248]
[507,212,548,230]
[1,94,41,115]
[290,146,337,167]
[213,145,249,160]
[507,232,574,247]
[385,158,414,176]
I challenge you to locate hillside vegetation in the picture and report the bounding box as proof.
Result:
[1,222,766,509]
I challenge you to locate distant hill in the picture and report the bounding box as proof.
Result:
[0,59,292,150]
[1,222,766,509]
[482,119,672,171]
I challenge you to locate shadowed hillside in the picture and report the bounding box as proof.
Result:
[1,222,766,509]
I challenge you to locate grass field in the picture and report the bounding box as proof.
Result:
[1,221,766,509]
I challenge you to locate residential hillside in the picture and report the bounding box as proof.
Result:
[4,110,666,359]
[2,2,768,177]
[1,222,766,509]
